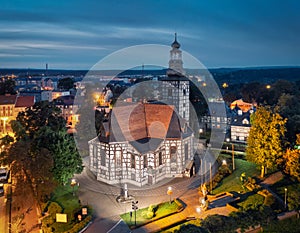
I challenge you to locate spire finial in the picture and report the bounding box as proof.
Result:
[171,33,180,49]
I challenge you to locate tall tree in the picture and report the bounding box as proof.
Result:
[283,134,300,182]
[0,79,16,95]
[276,93,300,143]
[11,101,83,185]
[283,148,300,182]
[57,77,74,90]
[246,106,286,177]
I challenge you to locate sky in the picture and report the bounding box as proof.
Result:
[0,0,300,69]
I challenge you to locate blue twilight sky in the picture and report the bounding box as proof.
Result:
[0,0,300,69]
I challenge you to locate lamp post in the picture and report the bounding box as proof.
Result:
[167,186,173,204]
[226,138,235,171]
[132,201,138,226]
[209,162,212,193]
[196,207,201,218]
[71,178,77,196]
[284,188,287,209]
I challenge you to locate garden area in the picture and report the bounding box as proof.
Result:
[270,175,300,211]
[41,185,92,233]
[213,156,259,194]
[120,199,183,229]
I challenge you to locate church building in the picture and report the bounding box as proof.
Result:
[88,35,195,186]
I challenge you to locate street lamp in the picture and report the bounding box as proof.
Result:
[284,188,288,209]
[71,178,77,196]
[167,186,173,204]
[226,138,235,171]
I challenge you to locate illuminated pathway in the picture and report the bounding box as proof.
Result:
[75,151,218,233]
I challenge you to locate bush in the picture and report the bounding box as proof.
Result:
[174,199,183,210]
[42,215,55,227]
[146,211,154,219]
[148,204,157,212]
[47,201,63,216]
[264,194,275,207]
[287,189,300,211]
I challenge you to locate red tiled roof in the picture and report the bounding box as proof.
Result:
[0,95,17,105]
[230,99,256,112]
[109,103,180,142]
[15,96,35,108]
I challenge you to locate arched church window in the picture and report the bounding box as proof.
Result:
[116,150,122,168]
[143,155,147,168]
[100,148,106,166]
[159,152,163,166]
[184,144,189,161]
[131,153,135,169]
[170,146,177,163]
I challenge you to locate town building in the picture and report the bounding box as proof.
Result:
[54,95,80,127]
[0,95,35,136]
[230,99,256,142]
[88,35,195,186]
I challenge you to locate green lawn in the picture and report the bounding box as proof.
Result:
[121,200,182,228]
[237,193,264,210]
[213,158,259,194]
[42,185,82,232]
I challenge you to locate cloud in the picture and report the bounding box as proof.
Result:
[0,0,300,69]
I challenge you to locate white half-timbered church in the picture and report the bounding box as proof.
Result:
[88,35,195,186]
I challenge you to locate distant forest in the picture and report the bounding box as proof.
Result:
[1,67,300,85]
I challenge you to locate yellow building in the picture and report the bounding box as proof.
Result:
[0,95,35,137]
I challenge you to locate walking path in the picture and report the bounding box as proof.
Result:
[132,191,235,233]
[260,171,285,206]
[0,195,8,233]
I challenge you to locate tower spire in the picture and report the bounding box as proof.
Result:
[168,33,184,75]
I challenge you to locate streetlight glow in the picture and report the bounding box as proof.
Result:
[167,186,173,204]
[284,188,288,209]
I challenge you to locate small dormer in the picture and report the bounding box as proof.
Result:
[242,118,249,125]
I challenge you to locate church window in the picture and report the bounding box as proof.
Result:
[184,144,189,161]
[131,154,135,169]
[170,146,177,163]
[143,155,147,168]
[183,89,186,96]
[168,89,172,96]
[159,152,163,166]
[100,149,106,166]
[116,150,122,168]
[93,146,97,157]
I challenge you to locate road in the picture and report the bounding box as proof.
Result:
[0,185,8,233]
[75,150,219,233]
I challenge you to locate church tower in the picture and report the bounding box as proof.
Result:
[162,34,190,124]
[167,33,185,76]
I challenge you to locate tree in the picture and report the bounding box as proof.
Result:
[11,101,83,185]
[0,79,16,95]
[12,101,65,140]
[283,148,300,182]
[246,106,286,177]
[176,224,207,233]
[8,141,56,202]
[276,93,300,143]
[57,77,74,90]
[47,131,82,184]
